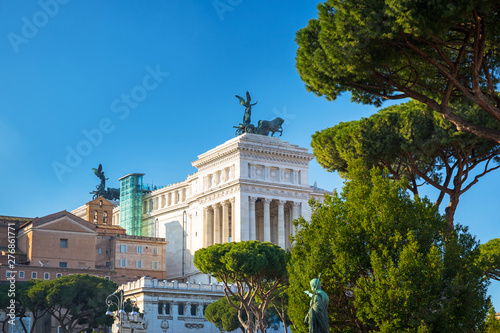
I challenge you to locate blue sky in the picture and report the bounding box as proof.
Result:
[1,1,498,308]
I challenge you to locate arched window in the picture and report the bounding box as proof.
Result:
[93,210,98,224]
[99,200,103,207]
[103,211,108,224]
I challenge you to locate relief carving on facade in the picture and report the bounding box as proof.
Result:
[198,185,240,204]
[241,186,310,200]
[185,323,204,329]
[240,152,310,166]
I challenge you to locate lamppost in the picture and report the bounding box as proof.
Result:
[105,289,139,333]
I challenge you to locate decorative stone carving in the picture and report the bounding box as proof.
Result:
[241,186,310,200]
[185,323,204,329]
[198,186,240,204]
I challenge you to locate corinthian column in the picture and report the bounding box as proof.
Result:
[249,196,257,240]
[203,207,209,247]
[263,198,272,242]
[278,200,286,248]
[292,202,301,238]
[222,201,230,243]
[213,203,221,244]
[230,197,236,242]
[207,207,214,246]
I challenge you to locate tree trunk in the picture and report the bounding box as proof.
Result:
[29,317,39,333]
[445,191,460,230]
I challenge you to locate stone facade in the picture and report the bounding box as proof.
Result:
[113,133,329,283]
[115,276,287,333]
[72,197,168,284]
[111,234,167,283]
[16,211,98,270]
[1,209,167,285]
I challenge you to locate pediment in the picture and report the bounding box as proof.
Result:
[36,216,96,234]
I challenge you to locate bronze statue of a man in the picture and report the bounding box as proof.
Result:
[304,276,329,333]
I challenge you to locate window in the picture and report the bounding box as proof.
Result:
[99,200,103,207]
[56,273,62,278]
[6,271,12,278]
[158,302,163,314]
[31,272,37,279]
[164,302,170,315]
[137,246,143,254]
[98,248,102,254]
[120,244,128,253]
[120,259,127,267]
[19,271,24,279]
[153,247,158,255]
[59,262,67,268]
[44,273,50,280]
[151,261,159,270]
[94,210,98,223]
[135,260,143,268]
[103,211,108,224]
[191,304,197,316]
[178,303,184,316]
[105,276,110,281]
[60,239,68,248]
[105,262,110,267]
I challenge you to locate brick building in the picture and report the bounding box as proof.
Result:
[72,196,168,284]
[0,199,167,284]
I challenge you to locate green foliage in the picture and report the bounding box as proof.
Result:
[26,274,117,333]
[311,100,500,227]
[288,166,490,332]
[296,0,500,142]
[204,297,243,332]
[194,240,286,282]
[478,238,500,281]
[17,280,46,333]
[194,241,287,333]
[485,305,500,332]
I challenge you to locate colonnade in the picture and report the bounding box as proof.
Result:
[203,196,301,250]
[203,198,236,247]
[248,197,300,249]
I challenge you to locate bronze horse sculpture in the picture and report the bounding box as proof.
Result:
[257,117,284,137]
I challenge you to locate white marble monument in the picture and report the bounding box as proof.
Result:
[113,133,329,283]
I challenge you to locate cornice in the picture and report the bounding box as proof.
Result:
[240,185,311,200]
[195,151,240,172]
[239,178,310,192]
[240,152,310,166]
[197,185,240,204]
[192,146,240,169]
[192,134,313,170]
